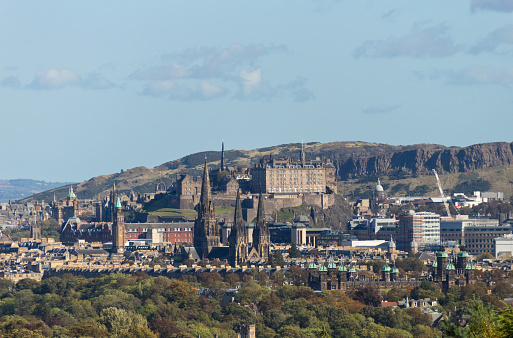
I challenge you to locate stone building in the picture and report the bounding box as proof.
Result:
[194,160,220,260]
[229,190,249,266]
[250,148,337,195]
[431,246,476,293]
[52,186,81,224]
[112,197,125,253]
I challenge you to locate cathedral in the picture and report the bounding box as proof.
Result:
[193,160,220,259]
[193,159,270,267]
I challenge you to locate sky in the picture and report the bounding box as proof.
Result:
[1,0,512,182]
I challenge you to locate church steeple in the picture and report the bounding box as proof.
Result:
[221,142,225,171]
[252,193,270,260]
[229,189,248,266]
[199,158,214,217]
[194,158,220,260]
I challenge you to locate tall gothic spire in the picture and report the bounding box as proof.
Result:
[234,189,243,228]
[256,192,264,224]
[221,141,225,171]
[200,158,213,215]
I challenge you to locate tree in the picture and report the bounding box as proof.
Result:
[235,281,271,304]
[492,281,513,299]
[224,273,239,288]
[288,243,302,258]
[352,285,382,307]
[285,265,308,286]
[268,250,285,267]
[477,252,494,260]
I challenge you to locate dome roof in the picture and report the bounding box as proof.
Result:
[308,262,317,269]
[327,262,337,269]
[347,266,356,273]
[374,178,384,193]
[432,261,438,268]
[410,240,418,248]
[67,186,76,199]
[318,265,328,272]
[436,251,449,258]
[446,263,455,270]
[465,262,476,270]
[389,237,396,248]
[338,265,347,272]
[391,266,399,273]
[457,251,469,257]
[382,264,391,272]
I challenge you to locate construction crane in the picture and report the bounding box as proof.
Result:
[432,169,451,218]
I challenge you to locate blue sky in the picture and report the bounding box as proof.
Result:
[1,0,512,182]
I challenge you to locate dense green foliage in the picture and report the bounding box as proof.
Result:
[2,261,513,337]
[3,219,61,241]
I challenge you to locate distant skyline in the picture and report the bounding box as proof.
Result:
[1,1,512,182]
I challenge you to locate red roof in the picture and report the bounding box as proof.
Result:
[381,302,398,308]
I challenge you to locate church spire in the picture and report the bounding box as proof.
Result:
[200,158,213,215]
[235,189,243,227]
[256,192,264,224]
[221,141,225,171]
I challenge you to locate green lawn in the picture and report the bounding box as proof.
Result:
[148,206,235,220]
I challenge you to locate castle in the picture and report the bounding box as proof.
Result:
[167,143,337,215]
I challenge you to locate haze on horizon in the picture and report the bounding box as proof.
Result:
[1,1,512,182]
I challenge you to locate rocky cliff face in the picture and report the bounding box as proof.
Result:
[336,142,513,179]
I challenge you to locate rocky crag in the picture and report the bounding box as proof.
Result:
[334,142,513,179]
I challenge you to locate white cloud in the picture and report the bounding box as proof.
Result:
[29,68,80,89]
[141,80,225,101]
[133,43,313,102]
[471,0,513,12]
[1,76,21,88]
[199,81,225,98]
[28,68,115,90]
[82,73,115,89]
[354,22,460,58]
[470,25,513,54]
[438,66,513,85]
[239,68,262,95]
[362,104,401,115]
[141,80,177,97]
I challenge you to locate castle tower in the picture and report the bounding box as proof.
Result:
[112,197,125,253]
[252,193,270,260]
[382,262,391,282]
[436,248,449,282]
[194,159,220,259]
[229,189,248,266]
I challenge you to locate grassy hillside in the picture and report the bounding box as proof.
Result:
[340,166,513,201]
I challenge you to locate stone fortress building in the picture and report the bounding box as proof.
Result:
[167,142,337,211]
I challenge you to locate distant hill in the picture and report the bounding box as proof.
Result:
[0,179,73,202]
[17,141,513,203]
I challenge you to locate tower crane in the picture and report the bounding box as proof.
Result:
[432,169,452,218]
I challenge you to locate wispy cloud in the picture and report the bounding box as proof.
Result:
[471,0,513,13]
[470,25,513,54]
[436,66,513,85]
[141,80,227,101]
[133,43,313,102]
[354,22,460,58]
[362,104,400,115]
[27,68,115,90]
[29,68,80,89]
[1,76,21,88]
